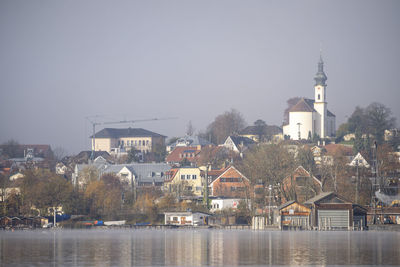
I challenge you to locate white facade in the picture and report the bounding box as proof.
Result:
[210,198,246,212]
[164,212,209,226]
[286,111,315,140]
[283,57,335,140]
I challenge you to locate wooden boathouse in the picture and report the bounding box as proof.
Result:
[279,200,311,230]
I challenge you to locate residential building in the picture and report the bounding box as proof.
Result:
[279,200,311,230]
[281,166,322,203]
[222,136,255,154]
[304,192,367,230]
[209,165,251,198]
[164,211,209,226]
[72,157,170,188]
[165,146,201,166]
[210,198,245,212]
[164,167,203,197]
[348,152,370,168]
[91,128,166,154]
[167,135,212,152]
[283,56,336,140]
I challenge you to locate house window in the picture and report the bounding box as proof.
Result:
[134,140,137,146]
[186,175,191,180]
[146,140,149,146]
[121,140,124,146]
[192,174,197,180]
[181,175,185,180]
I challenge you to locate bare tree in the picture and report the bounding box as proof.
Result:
[206,109,246,144]
[53,146,68,162]
[283,97,303,125]
[186,120,195,136]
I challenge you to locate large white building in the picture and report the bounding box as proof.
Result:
[283,56,336,140]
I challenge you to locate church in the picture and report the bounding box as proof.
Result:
[283,56,336,140]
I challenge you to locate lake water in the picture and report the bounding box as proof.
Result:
[1,229,399,266]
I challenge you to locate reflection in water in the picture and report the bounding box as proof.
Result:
[1,229,400,266]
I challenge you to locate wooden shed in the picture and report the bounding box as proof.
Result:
[304,192,367,230]
[279,200,311,230]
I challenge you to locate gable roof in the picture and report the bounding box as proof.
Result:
[279,200,296,210]
[285,165,322,187]
[126,163,171,183]
[92,128,166,138]
[303,191,353,205]
[210,165,249,187]
[349,152,370,168]
[323,144,353,156]
[304,191,334,205]
[227,136,255,147]
[166,146,201,163]
[173,135,212,147]
[289,98,316,113]
[327,110,336,117]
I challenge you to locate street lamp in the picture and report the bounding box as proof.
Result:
[297,123,302,140]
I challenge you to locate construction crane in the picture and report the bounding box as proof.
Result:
[86,116,177,160]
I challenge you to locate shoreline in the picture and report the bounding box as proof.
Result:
[3,224,400,231]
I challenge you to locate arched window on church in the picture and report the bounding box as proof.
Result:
[318,94,320,100]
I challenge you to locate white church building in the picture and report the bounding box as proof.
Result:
[283,56,336,140]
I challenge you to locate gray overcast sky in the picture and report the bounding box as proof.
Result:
[1,0,399,154]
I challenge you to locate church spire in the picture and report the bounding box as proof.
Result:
[314,53,327,86]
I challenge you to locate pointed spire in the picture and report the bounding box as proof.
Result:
[314,51,327,86]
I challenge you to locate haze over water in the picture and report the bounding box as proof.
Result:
[1,229,399,266]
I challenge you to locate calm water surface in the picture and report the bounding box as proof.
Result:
[1,229,399,266]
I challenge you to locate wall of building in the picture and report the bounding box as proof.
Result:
[287,112,314,140]
[92,138,114,153]
[167,167,203,196]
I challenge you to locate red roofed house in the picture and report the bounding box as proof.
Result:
[209,165,251,198]
[281,166,322,204]
[165,146,201,165]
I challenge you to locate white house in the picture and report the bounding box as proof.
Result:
[164,211,209,226]
[283,56,336,140]
[348,153,370,168]
[210,198,247,212]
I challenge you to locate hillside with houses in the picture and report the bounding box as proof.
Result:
[1,57,399,229]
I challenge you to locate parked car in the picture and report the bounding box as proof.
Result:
[42,222,53,228]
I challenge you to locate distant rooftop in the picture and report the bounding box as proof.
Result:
[91,128,166,139]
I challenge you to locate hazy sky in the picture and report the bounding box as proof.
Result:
[1,0,399,154]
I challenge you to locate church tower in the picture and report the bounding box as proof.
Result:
[313,55,328,138]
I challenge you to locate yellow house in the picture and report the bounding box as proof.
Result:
[91,128,166,154]
[164,167,204,197]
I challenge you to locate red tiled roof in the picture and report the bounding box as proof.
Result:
[289,98,315,113]
[166,146,201,163]
[324,144,353,156]
[164,168,179,182]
